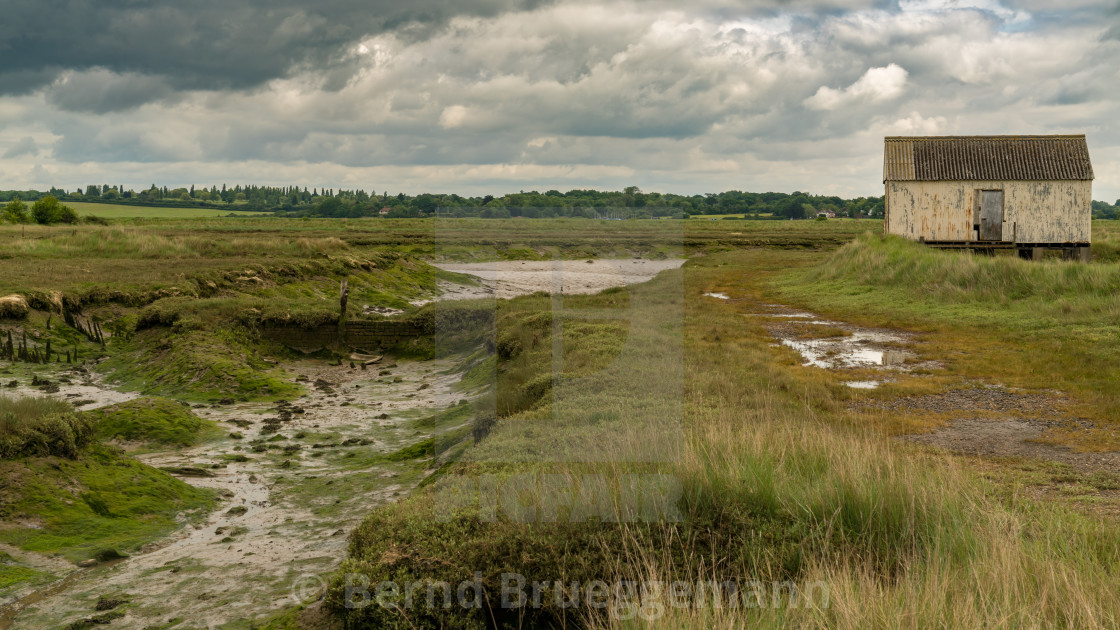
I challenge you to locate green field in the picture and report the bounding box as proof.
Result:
[66,201,263,218]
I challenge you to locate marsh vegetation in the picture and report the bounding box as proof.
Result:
[0,217,1118,628]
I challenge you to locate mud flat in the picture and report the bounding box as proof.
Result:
[427,258,685,300]
[1,363,139,410]
[4,358,475,629]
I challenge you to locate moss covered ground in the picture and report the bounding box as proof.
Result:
[0,443,214,564]
[84,397,222,449]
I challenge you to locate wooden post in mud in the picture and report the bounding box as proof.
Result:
[338,278,349,342]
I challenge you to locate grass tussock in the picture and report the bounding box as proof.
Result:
[0,294,29,319]
[85,397,222,448]
[102,327,301,402]
[0,398,214,567]
[0,395,92,459]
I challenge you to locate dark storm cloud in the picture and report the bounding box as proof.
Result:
[0,0,550,102]
[45,70,175,114]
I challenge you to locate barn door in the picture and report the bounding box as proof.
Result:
[980,190,1004,241]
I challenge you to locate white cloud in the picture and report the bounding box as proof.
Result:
[439,105,469,129]
[885,111,948,135]
[804,64,909,111]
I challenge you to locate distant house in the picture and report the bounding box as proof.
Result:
[883,135,1094,260]
[379,207,391,216]
[816,210,836,219]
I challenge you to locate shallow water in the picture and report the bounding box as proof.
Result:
[780,330,911,370]
[844,381,881,390]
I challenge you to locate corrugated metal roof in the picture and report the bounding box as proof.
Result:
[883,135,1094,182]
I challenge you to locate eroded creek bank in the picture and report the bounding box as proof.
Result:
[5,357,474,629]
[4,258,687,628]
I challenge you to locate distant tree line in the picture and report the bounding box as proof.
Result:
[1092,200,1119,220]
[0,185,886,220]
[2,184,1117,220]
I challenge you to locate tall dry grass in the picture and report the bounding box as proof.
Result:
[809,233,1120,303]
[594,394,1120,629]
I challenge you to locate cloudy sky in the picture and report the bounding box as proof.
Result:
[1,0,1117,199]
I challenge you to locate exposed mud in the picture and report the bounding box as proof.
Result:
[906,418,1120,476]
[870,383,1120,476]
[4,357,475,629]
[1,362,138,410]
[864,386,1067,416]
[427,258,685,300]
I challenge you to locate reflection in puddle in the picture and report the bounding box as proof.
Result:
[780,331,911,370]
[704,292,730,300]
[844,381,881,389]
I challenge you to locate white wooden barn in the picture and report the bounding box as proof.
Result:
[883,135,1094,260]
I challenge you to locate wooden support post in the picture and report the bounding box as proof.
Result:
[338,278,349,342]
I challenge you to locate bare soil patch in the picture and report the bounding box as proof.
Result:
[865,386,1067,416]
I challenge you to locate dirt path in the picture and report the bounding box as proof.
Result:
[4,357,474,629]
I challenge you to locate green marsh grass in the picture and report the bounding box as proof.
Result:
[84,397,223,449]
[323,248,1120,629]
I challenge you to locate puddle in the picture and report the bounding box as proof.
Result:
[758,304,935,380]
[703,292,730,300]
[844,381,881,389]
[780,331,911,370]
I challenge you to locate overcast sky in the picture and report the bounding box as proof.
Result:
[0,0,1117,199]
